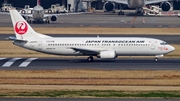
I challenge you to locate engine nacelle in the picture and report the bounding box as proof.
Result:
[100,50,117,59]
[51,15,58,21]
[103,1,115,12]
[160,2,171,11]
[20,10,26,14]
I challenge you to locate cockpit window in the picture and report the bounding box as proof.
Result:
[160,42,168,45]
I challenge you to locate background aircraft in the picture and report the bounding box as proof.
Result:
[0,0,81,24]
[104,0,172,14]
[21,0,68,24]
[8,10,175,62]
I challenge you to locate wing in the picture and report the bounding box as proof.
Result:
[6,37,28,42]
[44,12,82,18]
[0,12,33,18]
[0,12,10,15]
[106,0,128,5]
[21,13,33,18]
[145,0,168,5]
[70,47,99,56]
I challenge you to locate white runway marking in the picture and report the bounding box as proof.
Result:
[2,58,22,67]
[19,58,38,67]
[0,58,6,60]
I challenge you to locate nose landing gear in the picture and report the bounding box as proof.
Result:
[154,55,164,62]
[154,58,158,62]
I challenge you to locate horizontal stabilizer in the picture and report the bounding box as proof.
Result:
[6,37,28,42]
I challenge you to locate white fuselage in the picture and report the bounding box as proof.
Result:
[32,5,44,21]
[13,37,174,57]
[127,0,145,8]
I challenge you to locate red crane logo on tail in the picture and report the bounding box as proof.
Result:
[15,21,28,35]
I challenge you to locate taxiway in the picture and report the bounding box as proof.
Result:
[0,13,180,28]
[0,58,179,70]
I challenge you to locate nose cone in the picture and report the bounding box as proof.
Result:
[169,45,175,52]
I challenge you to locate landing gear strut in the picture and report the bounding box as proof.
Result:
[136,8,144,15]
[44,20,50,24]
[87,56,93,62]
[118,4,125,15]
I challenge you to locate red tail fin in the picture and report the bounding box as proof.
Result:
[37,0,40,5]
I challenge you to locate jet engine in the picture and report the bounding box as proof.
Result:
[160,2,172,11]
[103,1,115,12]
[100,50,117,59]
[51,15,58,21]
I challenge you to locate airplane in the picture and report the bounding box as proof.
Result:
[20,0,66,24]
[8,10,175,62]
[104,0,172,15]
[0,0,80,24]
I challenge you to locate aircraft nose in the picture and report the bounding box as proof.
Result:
[169,45,175,52]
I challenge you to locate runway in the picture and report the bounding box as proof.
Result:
[0,58,180,70]
[0,98,179,101]
[0,13,180,28]
[1,34,180,44]
[0,11,180,100]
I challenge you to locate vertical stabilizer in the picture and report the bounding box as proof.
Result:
[9,10,50,39]
[37,0,40,6]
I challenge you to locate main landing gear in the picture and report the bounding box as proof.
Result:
[118,4,125,15]
[87,56,93,62]
[118,10,124,15]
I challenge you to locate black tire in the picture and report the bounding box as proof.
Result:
[154,58,158,62]
[48,10,52,14]
[47,20,50,24]
[21,10,26,14]
[87,56,93,62]
[118,11,124,15]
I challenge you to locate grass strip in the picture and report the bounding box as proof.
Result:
[0,70,180,86]
[1,28,180,35]
[1,90,180,98]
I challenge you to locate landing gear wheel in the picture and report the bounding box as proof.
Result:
[47,20,50,24]
[154,58,158,62]
[87,56,93,62]
[44,20,47,24]
[118,11,124,15]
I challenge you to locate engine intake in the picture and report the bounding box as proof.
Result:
[51,15,57,21]
[103,1,115,12]
[100,50,117,59]
[160,2,171,11]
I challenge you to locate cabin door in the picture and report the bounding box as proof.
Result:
[151,42,156,50]
[38,41,42,50]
